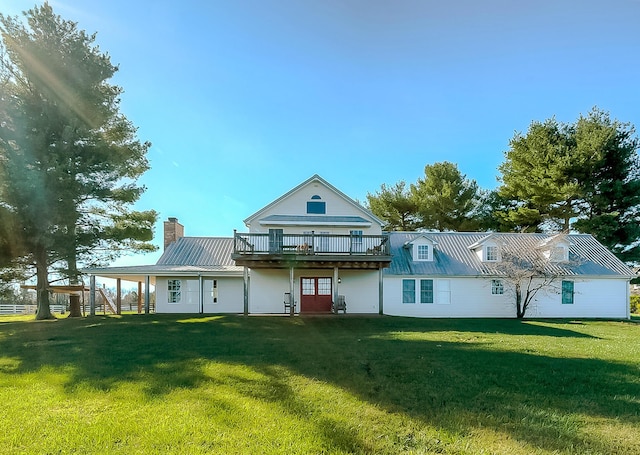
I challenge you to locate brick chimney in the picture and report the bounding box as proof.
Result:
[163,217,184,249]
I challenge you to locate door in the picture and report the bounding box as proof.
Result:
[269,229,283,253]
[300,277,333,312]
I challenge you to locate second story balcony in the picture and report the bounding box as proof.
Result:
[232,231,391,269]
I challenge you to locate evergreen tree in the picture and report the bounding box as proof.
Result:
[498,108,640,263]
[0,3,157,319]
[411,161,481,231]
[366,181,418,231]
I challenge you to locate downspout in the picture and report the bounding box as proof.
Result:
[627,278,631,320]
[379,267,384,315]
[198,273,203,314]
[243,266,249,316]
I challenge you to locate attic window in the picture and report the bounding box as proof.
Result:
[550,246,568,262]
[485,245,499,262]
[416,244,431,261]
[307,195,326,214]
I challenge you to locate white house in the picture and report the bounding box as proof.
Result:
[84,175,634,319]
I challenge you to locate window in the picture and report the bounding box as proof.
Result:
[491,279,504,295]
[402,279,416,304]
[307,195,326,214]
[211,279,218,303]
[550,246,567,262]
[302,278,315,295]
[420,279,434,303]
[317,277,332,295]
[417,244,430,261]
[485,245,498,261]
[562,281,574,304]
[168,279,181,303]
[350,230,363,252]
[437,279,451,304]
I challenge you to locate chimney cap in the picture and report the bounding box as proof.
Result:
[167,217,178,222]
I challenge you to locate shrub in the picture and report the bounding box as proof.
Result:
[631,294,639,314]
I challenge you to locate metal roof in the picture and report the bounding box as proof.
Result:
[158,237,239,268]
[82,237,243,282]
[385,232,634,278]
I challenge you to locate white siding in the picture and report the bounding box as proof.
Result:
[247,180,381,235]
[156,276,244,314]
[249,270,292,314]
[333,270,379,313]
[533,278,628,318]
[384,276,629,318]
[249,268,380,314]
[385,277,514,318]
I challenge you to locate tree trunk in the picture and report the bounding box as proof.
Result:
[515,284,525,319]
[68,294,82,317]
[34,244,53,320]
[66,223,83,317]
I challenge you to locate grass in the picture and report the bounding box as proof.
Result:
[0,314,638,454]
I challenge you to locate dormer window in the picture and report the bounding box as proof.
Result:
[485,245,499,262]
[417,244,430,261]
[306,195,326,214]
[538,236,571,262]
[469,234,502,263]
[550,246,568,262]
[407,236,435,261]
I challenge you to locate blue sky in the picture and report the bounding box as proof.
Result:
[3,0,640,267]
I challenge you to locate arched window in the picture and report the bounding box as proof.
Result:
[307,195,326,214]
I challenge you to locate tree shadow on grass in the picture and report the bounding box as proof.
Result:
[0,314,638,453]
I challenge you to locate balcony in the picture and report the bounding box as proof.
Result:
[232,231,391,269]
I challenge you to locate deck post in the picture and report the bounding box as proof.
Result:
[243,266,249,316]
[137,281,142,314]
[144,275,150,314]
[116,278,122,315]
[289,266,295,316]
[333,267,339,312]
[89,275,96,316]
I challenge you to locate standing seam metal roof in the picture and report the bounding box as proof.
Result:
[385,232,634,277]
[157,237,238,268]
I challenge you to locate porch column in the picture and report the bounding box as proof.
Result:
[243,266,249,316]
[116,278,122,315]
[137,281,142,314]
[378,267,384,315]
[144,275,150,314]
[89,275,96,316]
[289,266,295,316]
[333,267,339,309]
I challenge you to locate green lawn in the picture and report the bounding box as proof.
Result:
[0,314,638,454]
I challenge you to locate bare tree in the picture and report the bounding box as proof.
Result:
[488,234,577,318]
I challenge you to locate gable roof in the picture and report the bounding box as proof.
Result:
[243,174,384,227]
[403,234,438,246]
[386,232,634,278]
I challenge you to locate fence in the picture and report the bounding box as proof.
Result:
[0,304,66,315]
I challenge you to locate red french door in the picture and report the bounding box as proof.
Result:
[300,277,332,313]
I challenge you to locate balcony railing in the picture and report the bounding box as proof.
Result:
[233,231,390,257]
